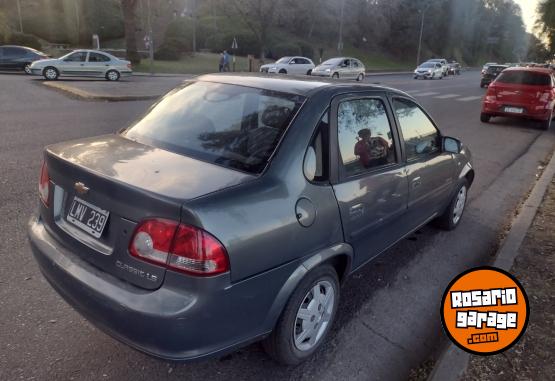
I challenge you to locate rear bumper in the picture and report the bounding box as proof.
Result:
[482,100,552,121]
[28,215,293,361]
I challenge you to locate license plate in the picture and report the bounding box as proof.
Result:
[67,197,109,238]
[504,107,524,114]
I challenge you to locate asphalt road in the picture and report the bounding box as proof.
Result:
[1,71,554,381]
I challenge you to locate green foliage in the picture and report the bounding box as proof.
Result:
[269,42,301,59]
[7,32,42,50]
[0,10,10,44]
[155,19,193,60]
[204,31,260,56]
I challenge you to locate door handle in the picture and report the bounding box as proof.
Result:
[412,177,422,188]
[349,203,365,218]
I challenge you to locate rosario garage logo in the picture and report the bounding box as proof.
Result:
[441,267,529,355]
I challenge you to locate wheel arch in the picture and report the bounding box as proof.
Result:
[261,243,353,332]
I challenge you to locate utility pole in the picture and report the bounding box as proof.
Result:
[147,0,154,75]
[338,0,345,53]
[16,0,23,33]
[416,2,433,67]
[74,0,80,43]
[192,0,197,53]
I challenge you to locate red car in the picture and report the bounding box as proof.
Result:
[480,67,555,130]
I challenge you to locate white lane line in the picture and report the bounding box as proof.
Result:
[414,92,440,97]
[457,96,483,102]
[434,94,460,99]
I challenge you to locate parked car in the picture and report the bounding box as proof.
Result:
[260,56,315,75]
[29,74,474,365]
[480,64,508,87]
[414,62,444,79]
[481,67,555,130]
[447,62,461,75]
[425,58,448,75]
[310,57,366,81]
[481,62,497,75]
[0,45,49,74]
[29,49,132,81]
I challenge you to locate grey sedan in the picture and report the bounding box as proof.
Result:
[29,74,474,365]
[30,49,132,81]
[311,57,366,81]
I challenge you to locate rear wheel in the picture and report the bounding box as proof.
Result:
[480,113,491,123]
[434,180,468,230]
[263,265,340,365]
[307,69,312,76]
[356,73,364,82]
[43,67,59,80]
[24,64,32,75]
[540,113,552,130]
[105,70,120,81]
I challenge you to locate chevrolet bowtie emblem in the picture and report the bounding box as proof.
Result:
[74,182,90,195]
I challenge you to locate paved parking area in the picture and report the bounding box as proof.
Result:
[0,71,554,380]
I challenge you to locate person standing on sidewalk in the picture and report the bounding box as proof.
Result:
[218,53,225,72]
[223,50,231,72]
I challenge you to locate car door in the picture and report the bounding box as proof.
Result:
[0,47,4,69]
[330,93,409,268]
[288,57,301,75]
[86,52,112,77]
[391,96,457,229]
[2,47,25,70]
[338,59,351,78]
[59,51,88,75]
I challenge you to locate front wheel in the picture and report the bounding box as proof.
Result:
[43,67,59,80]
[434,180,468,230]
[106,70,120,81]
[279,69,287,74]
[263,265,340,365]
[332,72,339,79]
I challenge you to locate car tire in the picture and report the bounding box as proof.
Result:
[106,70,120,81]
[262,264,340,365]
[43,67,59,80]
[414,76,418,79]
[480,113,491,123]
[332,72,339,79]
[24,64,32,75]
[434,180,469,231]
[540,113,552,130]
[431,73,435,80]
[307,69,312,76]
[356,73,364,82]
[279,69,287,74]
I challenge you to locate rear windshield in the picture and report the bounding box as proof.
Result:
[496,71,551,86]
[123,81,305,174]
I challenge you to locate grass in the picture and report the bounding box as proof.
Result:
[134,52,251,74]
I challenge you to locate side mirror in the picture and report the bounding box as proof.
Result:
[443,136,462,154]
[304,146,317,181]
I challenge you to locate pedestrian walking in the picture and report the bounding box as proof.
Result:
[218,53,225,72]
[223,50,231,72]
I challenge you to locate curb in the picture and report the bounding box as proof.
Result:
[427,143,555,381]
[42,82,162,102]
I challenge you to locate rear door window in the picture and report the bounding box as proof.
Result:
[88,53,110,62]
[497,71,551,86]
[123,81,305,174]
[3,47,25,58]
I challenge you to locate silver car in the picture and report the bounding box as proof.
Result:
[311,57,365,81]
[260,56,315,75]
[414,62,444,80]
[30,49,132,81]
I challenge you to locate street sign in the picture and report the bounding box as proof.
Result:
[232,37,238,50]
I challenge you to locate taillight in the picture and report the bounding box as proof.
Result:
[129,219,229,276]
[38,160,50,206]
[539,91,553,103]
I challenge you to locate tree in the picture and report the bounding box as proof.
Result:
[121,0,140,64]
[537,0,555,54]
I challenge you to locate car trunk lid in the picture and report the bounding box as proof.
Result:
[42,134,254,289]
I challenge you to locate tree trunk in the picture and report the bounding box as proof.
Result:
[121,0,141,64]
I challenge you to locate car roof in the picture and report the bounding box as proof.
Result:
[502,67,553,74]
[195,73,411,98]
[0,45,34,49]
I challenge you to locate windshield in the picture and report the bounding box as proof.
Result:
[321,58,342,66]
[419,63,435,68]
[487,66,507,74]
[276,57,291,64]
[496,71,551,86]
[123,81,305,174]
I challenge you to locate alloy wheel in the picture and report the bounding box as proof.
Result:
[452,185,467,225]
[293,280,335,352]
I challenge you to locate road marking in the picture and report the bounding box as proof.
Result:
[434,94,460,99]
[414,92,440,97]
[457,96,483,102]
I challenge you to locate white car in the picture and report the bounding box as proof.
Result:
[414,62,444,79]
[310,57,366,81]
[260,56,315,75]
[426,58,448,76]
[30,49,132,81]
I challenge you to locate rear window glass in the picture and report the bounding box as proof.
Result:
[496,71,551,86]
[123,81,304,174]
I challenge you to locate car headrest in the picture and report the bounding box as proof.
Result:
[261,105,292,129]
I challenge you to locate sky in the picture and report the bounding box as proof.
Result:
[514,0,540,34]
